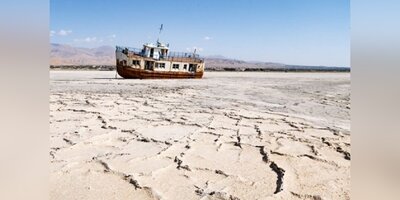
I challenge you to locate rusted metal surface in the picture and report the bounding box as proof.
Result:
[116,65,203,79]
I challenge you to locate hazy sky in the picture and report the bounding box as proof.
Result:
[50,0,350,67]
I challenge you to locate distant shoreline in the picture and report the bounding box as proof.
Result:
[50,65,350,73]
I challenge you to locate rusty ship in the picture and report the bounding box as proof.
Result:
[115,25,204,79]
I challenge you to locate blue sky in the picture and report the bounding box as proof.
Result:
[50,0,349,67]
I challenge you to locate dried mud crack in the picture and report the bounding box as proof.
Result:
[256,146,285,194]
[270,162,285,194]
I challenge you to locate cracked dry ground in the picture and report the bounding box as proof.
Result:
[50,72,350,200]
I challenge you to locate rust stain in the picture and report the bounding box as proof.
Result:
[116,65,203,79]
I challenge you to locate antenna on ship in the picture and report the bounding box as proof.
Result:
[157,24,163,44]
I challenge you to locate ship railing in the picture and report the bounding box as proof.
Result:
[116,46,204,62]
[162,51,204,62]
[116,46,144,56]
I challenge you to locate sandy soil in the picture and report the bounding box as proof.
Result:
[50,71,350,200]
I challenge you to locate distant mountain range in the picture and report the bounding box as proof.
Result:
[51,43,115,65]
[50,43,349,71]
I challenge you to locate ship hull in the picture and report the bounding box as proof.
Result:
[116,65,203,79]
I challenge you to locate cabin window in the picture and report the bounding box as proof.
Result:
[145,61,154,70]
[132,60,140,66]
[189,64,196,72]
[150,48,154,57]
[157,63,165,68]
[183,64,187,70]
[160,49,167,58]
[172,64,179,69]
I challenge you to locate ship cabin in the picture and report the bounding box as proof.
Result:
[116,41,204,74]
[142,42,169,60]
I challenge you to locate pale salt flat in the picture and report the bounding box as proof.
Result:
[50,71,350,200]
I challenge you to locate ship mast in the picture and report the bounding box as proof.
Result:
[157,24,163,44]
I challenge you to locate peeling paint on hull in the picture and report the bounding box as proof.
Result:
[117,65,203,79]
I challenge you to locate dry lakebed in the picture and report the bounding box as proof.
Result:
[50,71,350,200]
